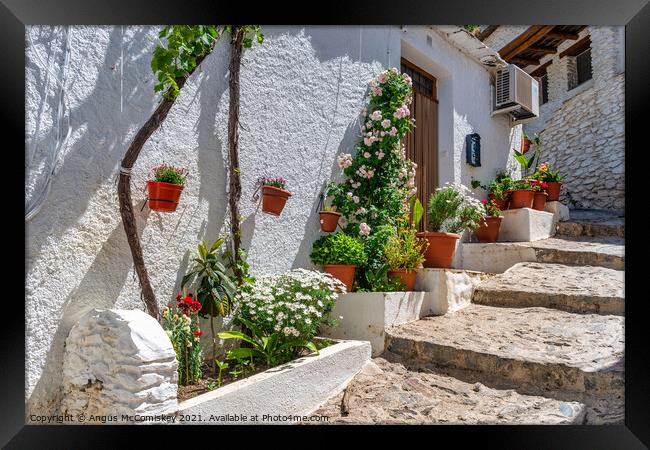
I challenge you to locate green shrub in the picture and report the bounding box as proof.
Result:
[384,225,427,271]
[152,164,188,185]
[427,183,485,233]
[310,232,367,266]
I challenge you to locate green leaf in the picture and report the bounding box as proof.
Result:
[410,197,424,227]
[217,330,258,347]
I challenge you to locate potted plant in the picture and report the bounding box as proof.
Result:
[526,178,549,211]
[534,162,564,201]
[384,222,428,291]
[319,205,341,233]
[514,133,541,179]
[261,177,291,216]
[147,164,188,212]
[473,200,503,243]
[310,232,367,292]
[417,183,485,268]
[509,180,536,209]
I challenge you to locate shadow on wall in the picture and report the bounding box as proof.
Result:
[27,200,151,417]
[26,26,155,265]
[291,118,362,270]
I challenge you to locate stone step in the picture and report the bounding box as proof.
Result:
[556,209,624,238]
[306,358,587,424]
[384,304,624,404]
[461,236,624,273]
[472,262,624,315]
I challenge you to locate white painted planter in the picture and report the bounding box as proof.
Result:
[320,291,426,356]
[415,268,486,315]
[498,207,555,242]
[176,339,370,424]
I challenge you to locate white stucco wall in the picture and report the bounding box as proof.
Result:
[25,25,515,416]
[400,26,523,193]
[481,25,530,52]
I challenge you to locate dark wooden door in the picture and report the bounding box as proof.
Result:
[401,58,438,231]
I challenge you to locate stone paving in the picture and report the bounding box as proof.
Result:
[473,262,624,315]
[308,359,586,425]
[518,236,624,270]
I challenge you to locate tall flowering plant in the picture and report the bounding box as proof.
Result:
[327,68,416,236]
[162,293,203,385]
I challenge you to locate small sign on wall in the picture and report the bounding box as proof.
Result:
[466,133,481,167]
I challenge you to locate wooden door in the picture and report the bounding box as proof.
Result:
[401,58,438,231]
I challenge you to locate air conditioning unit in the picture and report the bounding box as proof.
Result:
[491,64,539,125]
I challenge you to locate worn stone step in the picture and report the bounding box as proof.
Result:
[556,209,624,238]
[473,262,624,315]
[384,304,624,404]
[461,236,624,273]
[306,358,587,424]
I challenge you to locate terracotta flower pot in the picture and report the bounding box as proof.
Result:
[388,269,417,291]
[319,211,341,233]
[522,138,531,154]
[532,192,548,211]
[488,193,509,211]
[323,264,356,292]
[416,231,461,269]
[546,182,562,201]
[147,180,184,212]
[509,189,535,209]
[262,185,292,216]
[473,216,503,243]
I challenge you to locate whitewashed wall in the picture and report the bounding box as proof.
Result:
[25,25,515,417]
[400,26,523,193]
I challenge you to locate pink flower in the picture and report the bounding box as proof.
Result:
[388,127,398,136]
[376,150,385,159]
[377,72,388,84]
[370,111,382,121]
[337,153,353,169]
[352,196,360,204]
[359,222,371,236]
[363,152,371,158]
[381,119,391,129]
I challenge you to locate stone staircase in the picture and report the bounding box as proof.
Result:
[312,208,624,425]
[383,209,625,424]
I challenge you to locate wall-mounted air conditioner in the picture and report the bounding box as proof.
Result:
[491,64,539,125]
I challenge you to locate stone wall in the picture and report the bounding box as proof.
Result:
[524,27,624,211]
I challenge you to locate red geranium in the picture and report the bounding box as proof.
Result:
[193,330,203,337]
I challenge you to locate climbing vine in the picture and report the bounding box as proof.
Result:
[325,68,416,286]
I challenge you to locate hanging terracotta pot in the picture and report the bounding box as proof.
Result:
[488,193,509,211]
[474,216,503,243]
[522,137,532,154]
[262,185,292,216]
[532,192,548,211]
[388,269,418,291]
[323,264,356,292]
[546,182,562,201]
[509,189,535,209]
[319,211,341,232]
[147,181,184,212]
[416,231,461,268]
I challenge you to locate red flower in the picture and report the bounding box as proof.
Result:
[194,330,203,337]
[183,296,194,305]
[176,294,182,302]
[481,199,488,204]
[191,301,202,312]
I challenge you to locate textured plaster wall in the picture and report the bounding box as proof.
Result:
[522,27,625,211]
[25,25,398,417]
[400,27,523,195]
[25,25,515,417]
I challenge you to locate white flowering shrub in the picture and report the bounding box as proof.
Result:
[234,269,347,340]
[427,182,486,233]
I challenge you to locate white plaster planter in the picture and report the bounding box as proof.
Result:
[176,339,370,424]
[415,268,487,315]
[498,207,555,242]
[320,291,426,356]
[545,201,571,228]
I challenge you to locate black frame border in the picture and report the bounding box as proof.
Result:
[7,0,649,447]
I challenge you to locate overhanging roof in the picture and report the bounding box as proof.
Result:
[499,25,587,68]
[433,26,509,71]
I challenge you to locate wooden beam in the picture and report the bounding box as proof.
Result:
[559,36,591,58]
[477,25,498,41]
[500,25,556,61]
[528,46,557,55]
[547,31,580,40]
[529,59,553,77]
[511,56,541,66]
